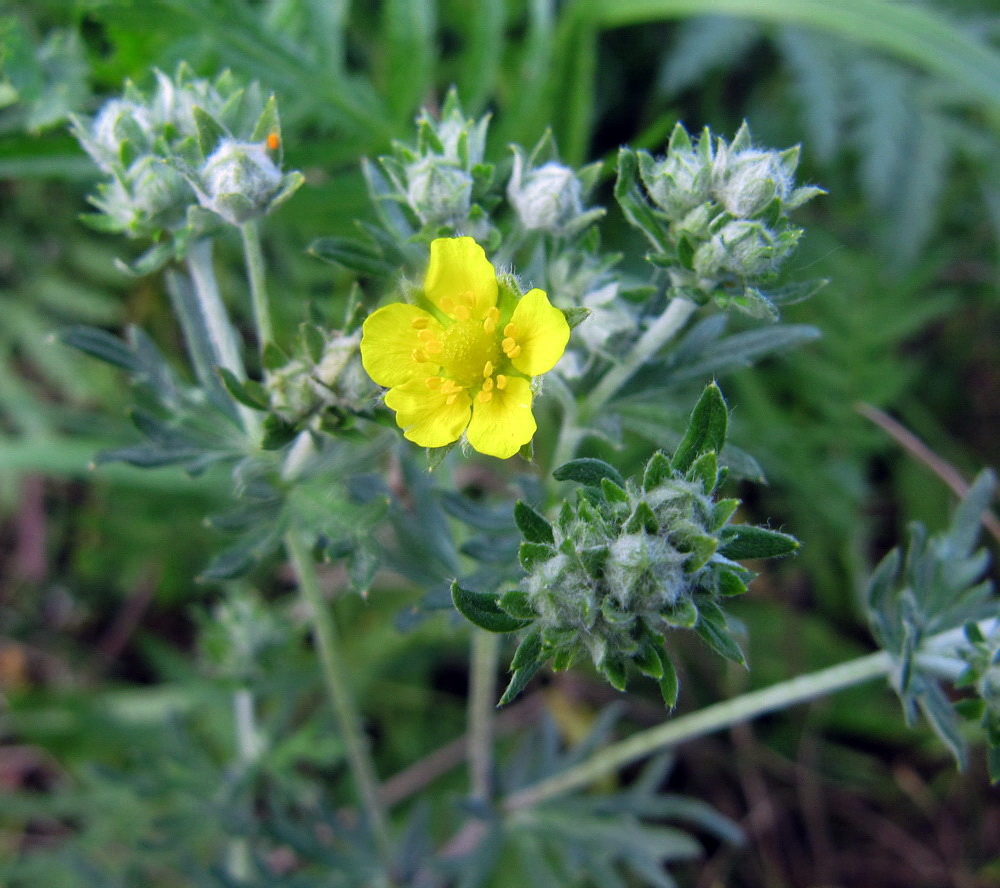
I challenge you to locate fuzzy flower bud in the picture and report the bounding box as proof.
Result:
[714,148,796,219]
[639,147,712,218]
[508,159,584,233]
[198,139,284,225]
[404,156,474,227]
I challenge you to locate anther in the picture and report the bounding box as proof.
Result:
[453,305,471,321]
[477,390,493,404]
[503,322,519,338]
[495,374,508,390]
[425,340,442,354]
[411,317,430,330]
[425,376,443,389]
[483,361,494,378]
[266,132,281,151]
[483,307,500,335]
[482,377,494,393]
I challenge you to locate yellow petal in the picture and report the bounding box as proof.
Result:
[361,303,441,387]
[508,288,570,377]
[384,378,471,448]
[424,237,498,320]
[466,376,536,459]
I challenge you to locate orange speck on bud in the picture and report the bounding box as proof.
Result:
[266,132,281,151]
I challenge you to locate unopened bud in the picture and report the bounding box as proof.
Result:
[405,157,474,227]
[199,139,283,225]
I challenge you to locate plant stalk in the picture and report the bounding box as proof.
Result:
[185,238,247,381]
[584,296,697,418]
[240,220,274,356]
[468,629,501,803]
[284,530,391,857]
[503,649,893,811]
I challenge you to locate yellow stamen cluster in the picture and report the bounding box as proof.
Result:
[502,322,522,359]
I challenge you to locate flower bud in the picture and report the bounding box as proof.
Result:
[639,148,712,218]
[716,220,797,277]
[198,139,284,225]
[714,148,794,219]
[508,158,584,233]
[404,156,474,227]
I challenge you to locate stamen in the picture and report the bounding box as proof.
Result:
[453,304,471,321]
[483,361,494,378]
[446,393,459,405]
[504,322,519,338]
[477,390,493,404]
[425,376,443,389]
[483,307,500,335]
[495,374,507,390]
[425,340,443,354]
[440,296,456,314]
[502,337,521,358]
[482,377,494,393]
[412,348,427,363]
[418,329,436,342]
[411,317,430,330]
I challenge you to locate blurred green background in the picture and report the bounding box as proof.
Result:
[1,1,998,885]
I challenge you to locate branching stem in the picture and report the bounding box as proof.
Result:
[284,531,391,858]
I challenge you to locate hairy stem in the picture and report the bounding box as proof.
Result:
[468,630,501,803]
[584,296,697,418]
[227,688,262,882]
[240,220,274,357]
[284,531,391,857]
[504,649,892,811]
[185,238,247,380]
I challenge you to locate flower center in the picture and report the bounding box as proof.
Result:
[438,316,501,388]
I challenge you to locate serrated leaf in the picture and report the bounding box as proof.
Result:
[515,500,555,544]
[553,457,625,489]
[718,525,799,560]
[451,582,533,633]
[672,382,728,473]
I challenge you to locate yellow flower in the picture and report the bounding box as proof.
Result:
[361,237,570,459]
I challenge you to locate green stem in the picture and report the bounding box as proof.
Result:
[240,220,274,356]
[503,649,893,812]
[468,630,501,803]
[284,530,391,857]
[186,238,247,381]
[227,687,261,882]
[584,296,697,418]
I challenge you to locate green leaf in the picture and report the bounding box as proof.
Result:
[514,500,555,545]
[718,569,748,597]
[695,603,746,666]
[615,147,670,253]
[192,105,226,158]
[307,236,397,278]
[672,382,728,473]
[688,450,718,493]
[218,367,269,410]
[656,647,679,708]
[718,525,799,560]
[711,498,740,531]
[600,477,630,507]
[499,589,537,620]
[451,582,533,633]
[562,306,592,330]
[520,541,556,571]
[511,627,544,671]
[261,413,298,450]
[601,654,629,692]
[553,457,625,489]
[625,501,659,535]
[642,451,673,491]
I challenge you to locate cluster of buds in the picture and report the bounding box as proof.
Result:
[452,384,798,705]
[72,64,302,261]
[954,621,1000,775]
[619,122,823,314]
[507,131,604,237]
[377,89,493,235]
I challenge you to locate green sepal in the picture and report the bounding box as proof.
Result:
[501,629,547,705]
[954,698,986,721]
[718,569,749,597]
[711,498,740,531]
[553,457,625,490]
[682,534,718,573]
[499,588,537,621]
[451,582,533,633]
[600,477,630,507]
[551,646,579,672]
[193,105,227,158]
[262,341,290,372]
[656,647,680,708]
[642,451,673,491]
[217,367,269,411]
[519,541,556,571]
[718,525,799,560]
[964,621,987,645]
[300,323,327,365]
[514,500,555,545]
[635,638,664,679]
[250,93,281,143]
[695,601,746,666]
[688,450,719,494]
[662,597,699,628]
[672,382,728,473]
[625,500,659,535]
[261,413,297,450]
[562,307,591,330]
[601,597,635,627]
[601,654,629,692]
[580,545,609,578]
